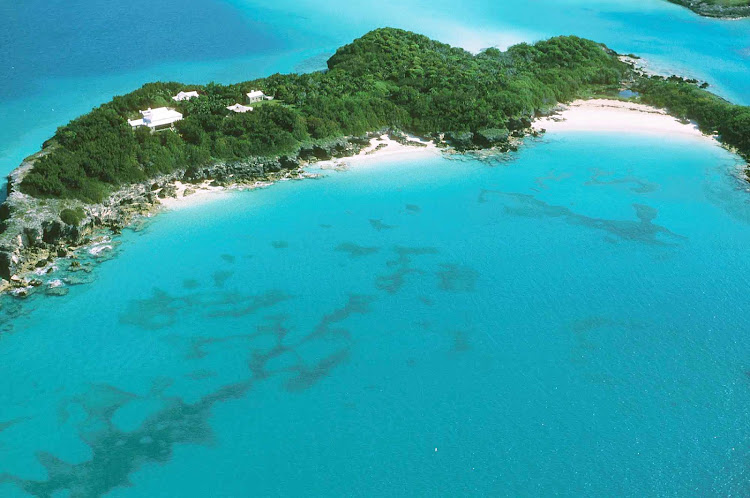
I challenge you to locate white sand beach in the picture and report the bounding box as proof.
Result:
[323,134,441,169]
[159,135,440,209]
[533,99,713,141]
[157,180,235,210]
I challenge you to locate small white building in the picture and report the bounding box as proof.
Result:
[172,91,199,101]
[247,90,273,103]
[227,103,253,113]
[128,107,183,130]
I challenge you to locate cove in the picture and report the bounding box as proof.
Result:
[0,130,748,496]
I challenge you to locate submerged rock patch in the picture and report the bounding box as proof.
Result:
[479,190,686,246]
[369,219,397,231]
[334,242,380,257]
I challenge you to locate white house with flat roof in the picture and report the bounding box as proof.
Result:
[172,91,199,101]
[247,90,272,103]
[227,103,253,113]
[128,107,183,130]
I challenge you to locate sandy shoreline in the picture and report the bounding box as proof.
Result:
[159,99,719,210]
[533,99,712,141]
[319,134,441,169]
[158,134,441,210]
[157,179,277,210]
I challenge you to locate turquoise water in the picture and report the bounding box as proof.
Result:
[2,1,750,496]
[1,132,749,496]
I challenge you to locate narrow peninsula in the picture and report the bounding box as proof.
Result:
[1,28,749,293]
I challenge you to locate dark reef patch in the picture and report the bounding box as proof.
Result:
[436,264,478,292]
[6,291,369,496]
[335,242,380,257]
[479,190,686,245]
[186,370,216,380]
[213,270,233,287]
[585,169,658,194]
[220,254,236,263]
[119,288,194,330]
[535,171,572,190]
[369,219,397,231]
[205,289,292,319]
[451,330,471,352]
[271,240,289,249]
[119,288,292,330]
[182,279,200,289]
[0,417,29,434]
[284,349,351,392]
[405,204,421,213]
[375,246,439,294]
[308,294,375,342]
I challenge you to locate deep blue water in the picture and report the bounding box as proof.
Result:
[1,1,750,496]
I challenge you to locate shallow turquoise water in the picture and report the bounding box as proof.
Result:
[1,1,750,495]
[0,132,748,496]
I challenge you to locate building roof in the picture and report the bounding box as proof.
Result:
[173,91,199,101]
[227,103,253,113]
[247,90,266,99]
[129,107,183,128]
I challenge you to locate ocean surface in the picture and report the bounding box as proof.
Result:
[1,1,750,496]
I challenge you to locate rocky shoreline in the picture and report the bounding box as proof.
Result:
[0,127,530,296]
[666,0,750,18]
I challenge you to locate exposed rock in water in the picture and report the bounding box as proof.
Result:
[473,128,510,148]
[444,131,475,150]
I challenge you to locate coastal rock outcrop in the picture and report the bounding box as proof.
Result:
[0,135,377,288]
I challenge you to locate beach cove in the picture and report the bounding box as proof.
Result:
[1,122,749,496]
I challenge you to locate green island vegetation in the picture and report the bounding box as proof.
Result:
[19,29,628,202]
[666,0,750,17]
[635,76,750,158]
[18,28,750,203]
[59,207,86,226]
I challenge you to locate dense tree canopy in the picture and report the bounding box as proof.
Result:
[22,28,747,202]
[634,76,750,158]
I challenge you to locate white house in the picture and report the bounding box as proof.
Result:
[246,90,273,103]
[128,107,183,130]
[172,91,199,101]
[227,103,253,113]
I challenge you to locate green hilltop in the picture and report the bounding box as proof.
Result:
[17,28,750,202]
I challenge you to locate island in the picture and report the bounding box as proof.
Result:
[1,28,749,293]
[666,0,750,18]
